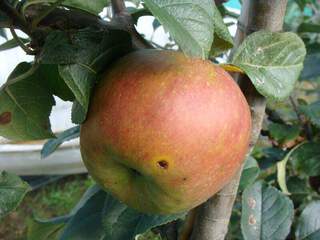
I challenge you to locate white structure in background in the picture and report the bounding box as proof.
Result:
[0,6,239,175]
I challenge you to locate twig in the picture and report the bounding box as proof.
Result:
[110,0,152,49]
[0,0,32,35]
[190,1,288,239]
[31,0,65,28]
[111,0,126,16]
[9,26,36,55]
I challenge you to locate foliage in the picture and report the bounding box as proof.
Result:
[0,0,320,239]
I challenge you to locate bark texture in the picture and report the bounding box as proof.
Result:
[190,1,288,239]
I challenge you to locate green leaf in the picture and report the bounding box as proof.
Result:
[276,142,306,195]
[71,100,87,124]
[241,181,294,240]
[300,44,320,80]
[0,37,29,51]
[37,64,74,101]
[41,29,132,117]
[296,201,320,240]
[27,215,70,240]
[23,0,110,15]
[299,101,320,128]
[41,126,80,159]
[60,186,183,240]
[0,171,30,220]
[143,0,215,59]
[232,30,306,100]
[298,22,320,33]
[268,122,300,144]
[286,177,310,205]
[0,62,55,141]
[239,156,260,191]
[210,6,233,56]
[58,64,96,112]
[60,186,106,240]
[102,193,184,240]
[291,142,320,177]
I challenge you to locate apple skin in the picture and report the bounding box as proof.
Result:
[80,49,251,214]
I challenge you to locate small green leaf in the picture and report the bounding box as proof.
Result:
[23,0,110,15]
[232,31,306,100]
[296,201,320,240]
[0,37,29,51]
[143,0,215,59]
[291,142,320,177]
[41,126,80,159]
[239,156,260,191]
[241,181,294,240]
[299,101,320,129]
[268,122,300,144]
[210,6,233,56]
[0,171,30,220]
[0,62,55,141]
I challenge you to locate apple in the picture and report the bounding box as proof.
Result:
[80,49,251,214]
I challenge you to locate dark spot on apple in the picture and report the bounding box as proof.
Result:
[183,177,187,181]
[157,160,169,169]
[0,112,12,125]
[131,168,142,176]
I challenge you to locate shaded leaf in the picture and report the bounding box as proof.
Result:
[41,126,80,159]
[60,186,106,240]
[0,28,7,39]
[210,6,233,56]
[27,215,70,240]
[239,156,260,191]
[41,29,132,118]
[268,122,300,144]
[102,193,184,240]
[0,171,30,220]
[300,44,320,80]
[296,201,320,240]
[60,186,183,240]
[0,37,29,51]
[37,64,74,101]
[71,100,87,124]
[298,22,320,33]
[299,101,320,128]
[23,0,110,15]
[232,31,306,100]
[0,62,55,141]
[241,181,294,240]
[291,142,320,177]
[143,0,215,59]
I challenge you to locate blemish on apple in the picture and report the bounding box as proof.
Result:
[0,112,12,125]
[157,160,169,169]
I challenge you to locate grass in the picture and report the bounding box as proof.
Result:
[0,174,162,240]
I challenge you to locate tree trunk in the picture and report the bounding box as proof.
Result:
[190,1,288,239]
